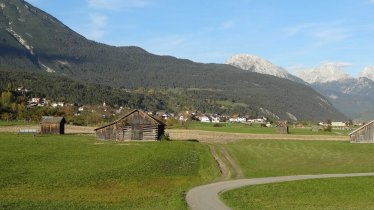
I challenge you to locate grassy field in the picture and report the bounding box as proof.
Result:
[0,133,219,210]
[0,120,36,126]
[220,139,374,209]
[221,176,374,210]
[224,139,374,178]
[172,121,351,136]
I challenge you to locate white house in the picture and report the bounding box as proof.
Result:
[211,116,220,123]
[200,116,211,123]
[229,117,246,123]
[332,122,347,127]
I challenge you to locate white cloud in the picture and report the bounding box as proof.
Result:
[87,0,151,11]
[284,22,350,47]
[284,22,320,36]
[146,36,186,53]
[86,14,108,40]
[221,20,235,30]
[313,28,350,47]
[322,61,353,68]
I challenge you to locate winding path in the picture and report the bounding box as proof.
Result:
[186,172,374,210]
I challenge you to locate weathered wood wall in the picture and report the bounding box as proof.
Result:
[350,122,374,143]
[95,110,165,141]
[277,126,289,134]
[41,122,64,135]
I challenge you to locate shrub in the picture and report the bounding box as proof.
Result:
[160,133,171,141]
[213,123,223,127]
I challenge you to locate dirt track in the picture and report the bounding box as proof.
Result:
[0,126,349,142]
[0,125,96,134]
[167,129,349,143]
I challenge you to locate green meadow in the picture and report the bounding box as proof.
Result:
[221,177,374,210]
[221,139,374,209]
[0,133,219,210]
[224,139,374,178]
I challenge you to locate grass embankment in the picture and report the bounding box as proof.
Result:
[0,134,219,210]
[221,140,374,209]
[172,122,350,136]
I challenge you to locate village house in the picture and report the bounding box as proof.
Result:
[228,117,246,123]
[211,116,220,123]
[200,116,211,123]
[95,109,165,141]
[349,120,374,143]
[40,116,66,135]
[331,122,347,127]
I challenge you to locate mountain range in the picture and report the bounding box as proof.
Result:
[0,0,347,121]
[225,54,374,120]
[297,64,374,120]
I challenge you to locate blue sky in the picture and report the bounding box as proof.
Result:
[26,0,374,76]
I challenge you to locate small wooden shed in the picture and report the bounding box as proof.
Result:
[349,120,374,143]
[276,121,289,134]
[40,116,66,135]
[94,109,165,141]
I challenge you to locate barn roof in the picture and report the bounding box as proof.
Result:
[41,116,65,123]
[94,109,165,131]
[349,120,374,136]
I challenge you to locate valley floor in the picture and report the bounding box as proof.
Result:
[2,126,374,210]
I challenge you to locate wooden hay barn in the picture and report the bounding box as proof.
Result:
[95,109,165,141]
[40,116,66,135]
[276,121,289,134]
[349,120,374,143]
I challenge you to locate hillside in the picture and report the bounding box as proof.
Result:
[0,0,347,121]
[312,78,374,120]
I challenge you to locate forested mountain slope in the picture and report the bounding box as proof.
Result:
[0,0,346,121]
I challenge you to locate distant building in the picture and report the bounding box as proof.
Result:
[229,117,246,123]
[276,121,289,134]
[200,116,211,123]
[40,116,66,135]
[349,120,374,143]
[332,122,347,127]
[211,116,220,123]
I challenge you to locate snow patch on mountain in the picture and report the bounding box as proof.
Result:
[359,67,374,81]
[225,54,300,82]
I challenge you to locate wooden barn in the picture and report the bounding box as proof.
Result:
[95,109,165,141]
[349,120,374,143]
[40,116,66,135]
[276,121,289,134]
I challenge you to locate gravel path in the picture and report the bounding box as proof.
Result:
[186,172,374,210]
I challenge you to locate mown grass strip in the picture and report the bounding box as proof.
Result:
[224,139,374,178]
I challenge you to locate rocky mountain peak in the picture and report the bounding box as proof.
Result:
[359,67,374,81]
[297,63,352,84]
[225,54,303,82]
